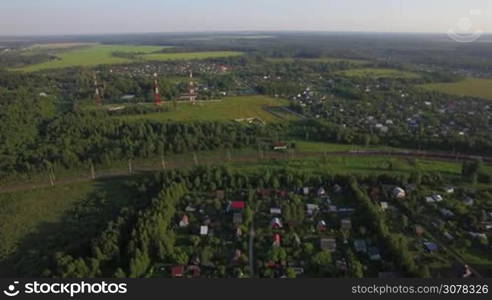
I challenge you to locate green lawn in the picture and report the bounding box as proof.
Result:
[141,51,243,62]
[11,44,243,72]
[122,95,291,122]
[420,78,492,100]
[337,68,420,79]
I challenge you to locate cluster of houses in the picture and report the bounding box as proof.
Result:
[288,77,492,140]
[108,61,230,78]
[166,178,491,278]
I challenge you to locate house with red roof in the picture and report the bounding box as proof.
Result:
[273,233,281,247]
[227,201,245,212]
[171,265,185,278]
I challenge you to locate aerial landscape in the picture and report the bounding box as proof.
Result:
[0,0,491,286]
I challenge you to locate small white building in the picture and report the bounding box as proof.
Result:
[392,187,406,199]
[200,226,209,236]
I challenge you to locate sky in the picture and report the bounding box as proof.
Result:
[1,0,491,35]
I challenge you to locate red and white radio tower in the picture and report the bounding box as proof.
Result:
[188,71,197,103]
[93,72,102,106]
[153,73,161,106]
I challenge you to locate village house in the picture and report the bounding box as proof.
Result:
[341,219,352,231]
[306,204,319,216]
[302,187,310,195]
[233,212,243,224]
[179,215,189,228]
[440,208,455,218]
[171,265,185,278]
[463,196,474,206]
[423,242,438,253]
[443,186,455,194]
[392,187,406,199]
[320,238,337,252]
[271,217,283,229]
[227,201,245,212]
[200,225,209,236]
[354,239,367,253]
[273,142,288,151]
[273,233,281,247]
[270,207,282,215]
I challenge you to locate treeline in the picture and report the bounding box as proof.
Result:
[349,180,430,277]
[0,109,285,179]
[292,119,492,157]
[40,183,187,277]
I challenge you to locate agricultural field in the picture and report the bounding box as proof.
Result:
[11,44,243,72]
[233,155,469,179]
[121,96,292,122]
[26,42,98,50]
[141,51,243,62]
[421,78,492,100]
[0,178,135,276]
[336,68,420,79]
[267,57,370,65]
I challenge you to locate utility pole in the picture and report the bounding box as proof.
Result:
[93,72,102,106]
[128,159,133,174]
[226,149,232,162]
[48,167,55,186]
[90,161,96,180]
[189,71,197,104]
[193,153,199,166]
[161,154,167,170]
[153,73,161,106]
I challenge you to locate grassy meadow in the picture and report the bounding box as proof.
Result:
[0,178,136,275]
[12,44,243,72]
[267,57,370,65]
[121,95,291,122]
[337,68,420,79]
[421,78,492,100]
[141,51,243,61]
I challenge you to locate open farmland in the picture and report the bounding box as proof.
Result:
[336,68,420,79]
[0,178,136,276]
[11,44,243,72]
[267,57,370,65]
[421,78,492,100]
[121,95,292,122]
[141,51,243,61]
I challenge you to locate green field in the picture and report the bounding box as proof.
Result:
[142,51,243,62]
[0,178,136,275]
[122,96,291,122]
[12,44,243,72]
[421,78,492,100]
[267,57,370,65]
[336,68,420,79]
[0,181,96,261]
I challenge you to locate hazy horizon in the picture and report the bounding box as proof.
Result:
[1,0,491,36]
